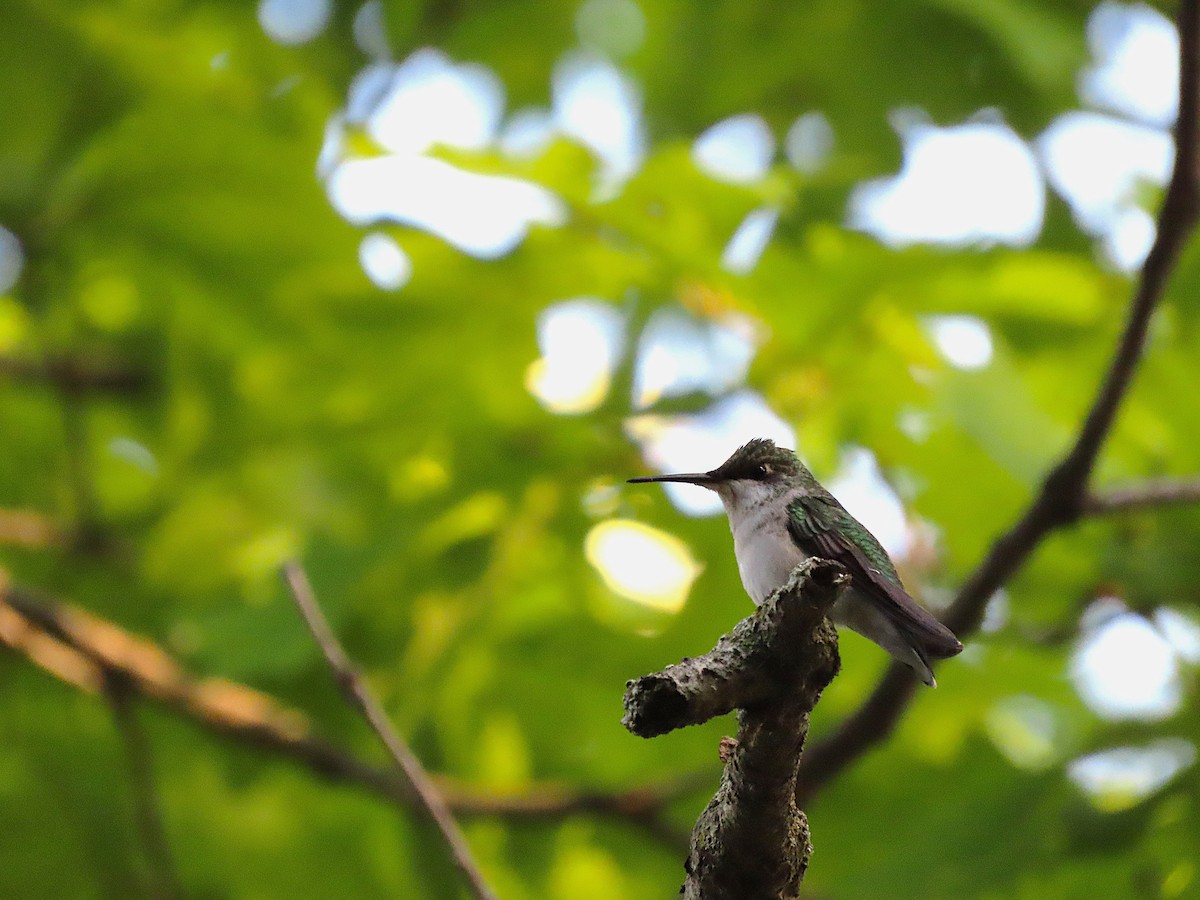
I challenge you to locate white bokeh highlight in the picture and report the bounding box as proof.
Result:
[848,114,1044,247]
[358,232,412,290]
[0,226,22,293]
[1102,206,1158,272]
[1081,2,1179,128]
[1070,601,1183,720]
[1039,107,1171,272]
[552,53,645,187]
[353,0,389,59]
[721,207,779,275]
[632,309,758,409]
[345,63,395,124]
[329,155,565,259]
[785,112,835,174]
[693,114,775,184]
[258,0,331,45]
[926,315,994,371]
[1037,3,1179,271]
[585,519,701,613]
[1154,607,1200,664]
[526,299,625,415]
[324,49,570,264]
[980,589,1011,634]
[368,49,505,156]
[500,108,558,159]
[1038,112,1172,234]
[108,437,159,476]
[1068,739,1195,811]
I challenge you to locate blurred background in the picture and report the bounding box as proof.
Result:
[2,0,1199,897]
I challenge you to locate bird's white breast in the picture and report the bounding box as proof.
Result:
[722,483,807,605]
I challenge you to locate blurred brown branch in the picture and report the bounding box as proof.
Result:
[0,576,694,850]
[0,506,123,557]
[796,0,1200,806]
[0,508,64,549]
[1084,476,1200,515]
[0,352,149,394]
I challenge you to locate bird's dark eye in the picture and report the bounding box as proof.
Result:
[755,464,770,479]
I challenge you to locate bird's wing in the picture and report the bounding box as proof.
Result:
[786,495,963,659]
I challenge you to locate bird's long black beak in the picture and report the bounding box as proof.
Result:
[627,472,717,488]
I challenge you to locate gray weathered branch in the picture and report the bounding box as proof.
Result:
[623,558,847,899]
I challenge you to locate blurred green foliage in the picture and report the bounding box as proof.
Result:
[1,0,1198,898]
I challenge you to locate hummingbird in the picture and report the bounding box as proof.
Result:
[628,438,963,686]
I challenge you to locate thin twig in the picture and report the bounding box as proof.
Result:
[106,677,181,900]
[1083,476,1200,514]
[0,581,696,848]
[281,561,498,900]
[59,393,105,552]
[796,0,1200,804]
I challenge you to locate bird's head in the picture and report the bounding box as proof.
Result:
[628,439,814,508]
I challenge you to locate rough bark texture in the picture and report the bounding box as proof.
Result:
[622,558,846,899]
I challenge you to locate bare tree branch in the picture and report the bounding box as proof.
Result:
[106,677,181,900]
[281,562,498,900]
[59,392,111,553]
[0,508,64,549]
[796,0,1200,805]
[1084,476,1200,514]
[624,559,847,898]
[0,579,697,849]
